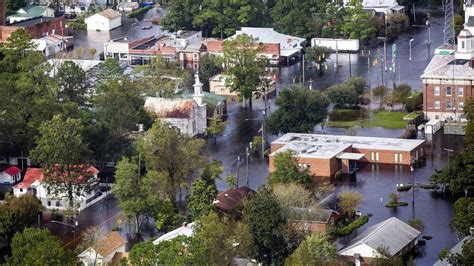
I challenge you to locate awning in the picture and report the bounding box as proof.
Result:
[336,152,365,160]
[280,48,302,57]
[392,5,405,11]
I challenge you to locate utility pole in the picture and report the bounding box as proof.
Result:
[349,53,352,77]
[246,146,250,187]
[334,40,339,68]
[302,53,305,86]
[236,155,240,188]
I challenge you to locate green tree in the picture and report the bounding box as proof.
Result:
[373,85,389,110]
[55,61,89,107]
[269,150,312,187]
[337,191,364,218]
[5,228,75,265]
[129,236,195,265]
[30,115,95,209]
[0,194,43,245]
[430,153,474,195]
[454,14,465,36]
[405,91,423,112]
[305,46,332,66]
[342,0,376,41]
[346,76,367,96]
[465,98,474,150]
[266,86,329,134]
[286,232,337,265]
[449,197,474,237]
[161,0,202,32]
[5,0,26,14]
[392,84,412,107]
[223,34,267,108]
[138,121,205,202]
[199,53,222,91]
[326,83,359,107]
[271,0,317,38]
[440,238,474,266]
[206,113,227,143]
[188,179,218,219]
[314,0,345,38]
[96,58,124,86]
[244,187,298,264]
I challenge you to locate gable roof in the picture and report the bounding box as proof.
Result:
[98,9,121,20]
[144,97,195,118]
[288,208,339,224]
[94,232,127,257]
[13,166,99,189]
[433,236,473,266]
[153,222,195,245]
[15,5,51,17]
[213,186,254,213]
[3,166,21,176]
[339,217,421,257]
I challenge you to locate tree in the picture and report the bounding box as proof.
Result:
[266,86,329,134]
[464,98,474,150]
[337,191,363,218]
[30,115,95,209]
[244,187,298,264]
[405,91,423,112]
[0,194,43,245]
[199,53,222,91]
[113,158,167,236]
[305,46,332,67]
[440,238,474,266]
[392,84,412,107]
[454,14,465,36]
[314,0,345,38]
[187,179,218,219]
[268,150,312,187]
[206,113,227,143]
[326,83,359,107]
[373,85,389,110]
[129,236,195,265]
[286,232,337,265]
[430,153,474,195]
[449,197,474,237]
[96,58,124,85]
[389,192,400,204]
[273,183,314,211]
[5,0,26,14]
[271,0,317,38]
[55,61,89,107]
[138,121,205,202]
[346,76,367,97]
[223,34,267,108]
[161,0,202,32]
[5,228,75,265]
[342,0,376,41]
[225,175,237,189]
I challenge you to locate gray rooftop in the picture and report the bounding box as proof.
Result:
[421,54,474,80]
[270,141,351,159]
[433,236,473,266]
[273,133,425,153]
[339,217,421,257]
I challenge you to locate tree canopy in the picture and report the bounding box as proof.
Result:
[268,150,312,187]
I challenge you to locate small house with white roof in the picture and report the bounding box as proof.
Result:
[85,9,121,31]
[344,0,405,15]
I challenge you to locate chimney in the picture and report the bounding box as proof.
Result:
[0,0,5,26]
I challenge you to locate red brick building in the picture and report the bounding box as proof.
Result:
[270,133,425,178]
[0,0,66,42]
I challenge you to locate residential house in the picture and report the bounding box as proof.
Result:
[13,166,101,211]
[85,9,121,31]
[209,74,276,102]
[144,73,207,137]
[338,217,421,265]
[213,186,254,215]
[270,133,425,179]
[289,208,339,234]
[0,166,21,184]
[434,233,473,266]
[32,33,72,57]
[152,222,195,245]
[117,2,139,13]
[8,5,54,23]
[344,0,405,16]
[78,231,127,266]
[65,3,90,15]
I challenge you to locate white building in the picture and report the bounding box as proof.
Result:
[344,0,405,15]
[13,166,101,211]
[153,222,195,245]
[144,73,207,137]
[85,9,122,31]
[32,34,72,57]
[339,217,421,264]
[117,2,140,13]
[8,5,55,23]
[0,166,21,184]
[465,0,474,33]
[78,231,127,266]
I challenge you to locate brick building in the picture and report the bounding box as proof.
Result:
[0,0,66,42]
[270,133,425,178]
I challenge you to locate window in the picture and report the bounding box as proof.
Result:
[434,101,440,109]
[56,201,61,207]
[447,100,452,109]
[375,152,380,161]
[20,188,23,192]
[370,152,375,161]
[434,86,440,96]
[394,153,403,163]
[47,201,51,206]
[458,87,464,97]
[446,87,452,96]
[462,41,465,49]
[458,102,464,110]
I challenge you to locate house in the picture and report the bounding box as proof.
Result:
[65,3,89,15]
[0,0,67,43]
[434,233,473,266]
[78,231,127,266]
[0,166,21,184]
[209,74,276,102]
[213,186,254,214]
[144,73,207,137]
[338,217,421,265]
[8,5,54,23]
[152,222,195,245]
[32,34,72,57]
[289,208,339,234]
[270,133,425,178]
[85,9,121,31]
[117,2,139,13]
[13,166,101,211]
[344,0,405,16]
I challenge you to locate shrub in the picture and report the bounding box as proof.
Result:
[127,6,152,18]
[408,219,424,231]
[397,185,412,192]
[51,210,63,221]
[335,215,369,236]
[385,201,409,208]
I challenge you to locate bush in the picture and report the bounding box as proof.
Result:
[127,6,152,18]
[397,185,412,192]
[385,201,409,208]
[335,215,369,236]
[405,92,423,112]
[51,210,63,221]
[408,219,424,231]
[400,128,417,139]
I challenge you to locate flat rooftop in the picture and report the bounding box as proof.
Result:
[270,141,351,159]
[273,133,425,152]
[9,16,58,27]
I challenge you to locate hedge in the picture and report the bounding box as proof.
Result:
[127,6,152,18]
[335,215,369,236]
[385,201,409,208]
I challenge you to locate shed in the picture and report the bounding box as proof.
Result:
[85,9,121,31]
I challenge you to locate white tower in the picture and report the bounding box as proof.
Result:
[193,72,204,106]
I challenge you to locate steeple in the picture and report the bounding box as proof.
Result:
[193,72,204,106]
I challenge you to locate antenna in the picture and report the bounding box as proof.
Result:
[443,0,455,45]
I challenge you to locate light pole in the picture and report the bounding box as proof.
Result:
[245,109,268,158]
[245,146,250,187]
[412,20,430,46]
[236,155,241,188]
[443,148,454,165]
[409,39,414,62]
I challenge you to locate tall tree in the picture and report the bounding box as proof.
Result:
[269,150,312,187]
[392,84,412,107]
[30,115,94,209]
[199,53,222,91]
[161,0,202,32]
[138,121,205,202]
[286,232,338,265]
[465,98,474,151]
[5,228,75,265]
[337,191,364,218]
[55,61,89,107]
[342,0,376,41]
[223,34,267,108]
[373,85,389,110]
[187,179,218,219]
[266,86,329,134]
[271,0,317,38]
[326,83,359,107]
[449,197,474,237]
[206,113,227,143]
[305,46,332,67]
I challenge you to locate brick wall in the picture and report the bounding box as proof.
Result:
[423,82,474,118]
[0,25,20,41]
[25,17,67,39]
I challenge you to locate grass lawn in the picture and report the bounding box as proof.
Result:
[326,108,408,129]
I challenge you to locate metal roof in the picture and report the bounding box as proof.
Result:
[433,236,473,266]
[339,217,421,257]
[153,222,195,245]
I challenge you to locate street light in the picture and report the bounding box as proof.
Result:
[409,39,414,62]
[245,110,267,158]
[245,146,250,187]
[443,148,454,165]
[412,21,431,46]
